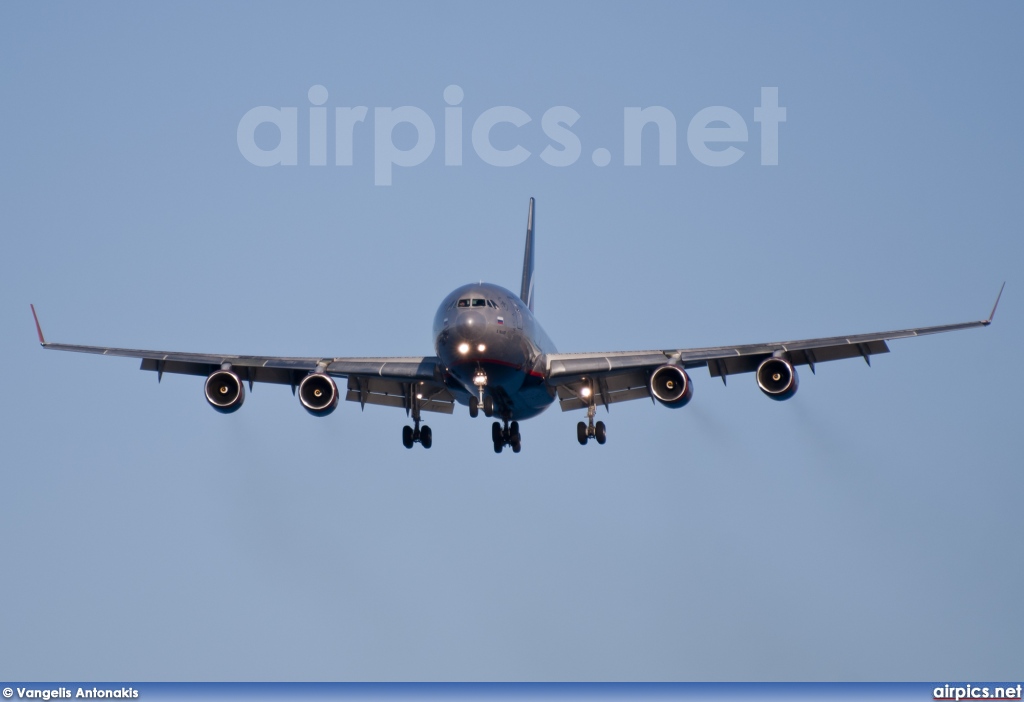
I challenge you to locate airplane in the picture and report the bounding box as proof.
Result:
[31,198,1003,454]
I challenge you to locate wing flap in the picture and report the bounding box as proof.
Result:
[703,340,891,378]
[345,376,455,415]
[140,358,212,378]
[137,358,309,385]
[328,357,441,381]
[547,352,671,381]
[556,370,651,412]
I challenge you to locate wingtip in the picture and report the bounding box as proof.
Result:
[30,304,47,345]
[985,282,1005,325]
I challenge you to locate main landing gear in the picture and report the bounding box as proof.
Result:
[577,403,606,446]
[402,420,432,449]
[402,390,431,449]
[493,419,521,454]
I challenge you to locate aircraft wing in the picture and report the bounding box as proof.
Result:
[30,307,455,414]
[544,293,1001,412]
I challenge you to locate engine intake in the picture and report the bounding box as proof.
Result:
[205,369,245,413]
[299,373,339,417]
[649,364,693,408]
[756,356,799,401]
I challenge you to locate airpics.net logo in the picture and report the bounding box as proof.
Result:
[236,85,786,185]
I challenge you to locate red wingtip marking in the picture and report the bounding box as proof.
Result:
[30,304,46,344]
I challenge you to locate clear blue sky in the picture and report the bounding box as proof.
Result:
[1,1,1022,681]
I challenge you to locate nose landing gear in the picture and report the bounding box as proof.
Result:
[468,366,518,453]
[471,369,495,418]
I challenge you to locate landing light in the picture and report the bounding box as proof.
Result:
[477,344,486,353]
[458,343,470,354]
[581,386,592,398]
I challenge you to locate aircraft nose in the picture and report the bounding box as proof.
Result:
[453,310,487,341]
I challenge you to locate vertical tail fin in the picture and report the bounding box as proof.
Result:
[520,197,535,312]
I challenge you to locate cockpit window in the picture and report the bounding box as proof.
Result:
[472,299,486,307]
[457,299,470,308]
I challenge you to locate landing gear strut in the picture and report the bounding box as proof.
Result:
[402,390,432,449]
[470,368,495,418]
[492,419,521,454]
[576,403,606,445]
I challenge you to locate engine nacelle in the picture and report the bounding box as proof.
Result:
[756,356,799,401]
[205,369,245,413]
[299,373,339,417]
[649,364,693,409]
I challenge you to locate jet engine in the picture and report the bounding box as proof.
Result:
[299,373,339,417]
[756,356,799,401]
[205,369,245,413]
[649,364,693,408]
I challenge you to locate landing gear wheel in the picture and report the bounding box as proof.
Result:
[402,425,414,449]
[577,421,588,445]
[511,437,521,453]
[493,439,503,454]
[594,420,607,445]
[469,397,479,418]
[483,396,494,417]
[492,421,502,443]
[420,425,432,449]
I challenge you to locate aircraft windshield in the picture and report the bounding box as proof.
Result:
[458,298,495,308]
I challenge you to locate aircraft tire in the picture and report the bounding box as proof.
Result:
[595,421,607,445]
[492,421,502,443]
[577,421,588,445]
[469,397,478,418]
[402,425,414,449]
[421,425,432,449]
